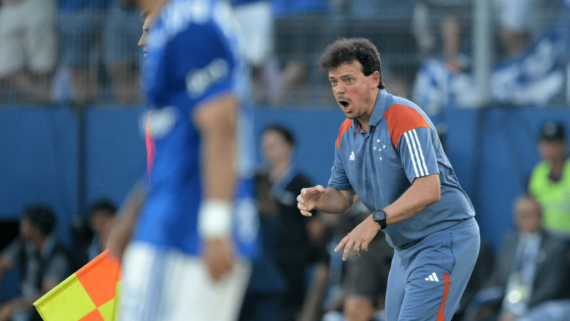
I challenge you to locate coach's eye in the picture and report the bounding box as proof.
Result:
[346,78,353,83]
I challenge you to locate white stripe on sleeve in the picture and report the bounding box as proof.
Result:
[407,131,425,176]
[403,132,420,177]
[412,129,430,175]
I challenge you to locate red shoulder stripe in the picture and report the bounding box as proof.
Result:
[335,119,353,149]
[383,104,430,148]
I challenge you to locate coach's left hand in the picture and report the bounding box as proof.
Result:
[335,215,381,261]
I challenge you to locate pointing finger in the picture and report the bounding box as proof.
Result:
[343,238,355,261]
[335,235,349,252]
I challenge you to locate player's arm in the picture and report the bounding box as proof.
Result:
[193,93,238,282]
[107,182,146,261]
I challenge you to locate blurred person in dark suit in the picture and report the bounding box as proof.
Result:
[464,196,570,321]
[0,206,70,321]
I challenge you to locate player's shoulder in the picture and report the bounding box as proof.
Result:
[383,96,432,146]
[335,118,353,149]
[151,0,217,47]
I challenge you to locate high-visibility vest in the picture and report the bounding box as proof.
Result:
[529,159,570,234]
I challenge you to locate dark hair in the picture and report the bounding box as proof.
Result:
[23,206,56,237]
[318,38,385,89]
[263,125,296,148]
[89,199,117,217]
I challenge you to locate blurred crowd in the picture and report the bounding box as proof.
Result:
[0,0,569,108]
[0,120,569,321]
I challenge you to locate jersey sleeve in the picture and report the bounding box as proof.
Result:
[328,147,353,190]
[397,127,439,183]
[145,20,236,111]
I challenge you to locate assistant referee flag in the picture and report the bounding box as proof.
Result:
[34,249,122,321]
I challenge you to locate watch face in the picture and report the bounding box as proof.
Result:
[374,210,387,228]
[374,210,386,221]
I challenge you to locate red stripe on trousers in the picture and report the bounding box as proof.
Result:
[436,273,450,321]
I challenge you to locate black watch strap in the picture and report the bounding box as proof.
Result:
[372,210,387,229]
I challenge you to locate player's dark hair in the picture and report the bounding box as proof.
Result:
[263,125,296,148]
[89,199,117,217]
[23,206,56,237]
[319,38,385,89]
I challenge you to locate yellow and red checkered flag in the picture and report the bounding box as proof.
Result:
[34,249,122,321]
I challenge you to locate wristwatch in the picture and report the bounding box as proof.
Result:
[372,210,387,229]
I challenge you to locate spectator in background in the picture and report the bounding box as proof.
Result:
[412,0,472,64]
[272,0,327,105]
[232,0,275,104]
[0,206,70,321]
[87,199,116,260]
[494,0,559,57]
[58,0,110,106]
[464,196,570,321]
[0,0,56,102]
[411,0,479,115]
[240,125,329,321]
[104,0,142,103]
[529,122,570,238]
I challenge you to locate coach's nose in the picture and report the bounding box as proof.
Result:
[335,81,345,95]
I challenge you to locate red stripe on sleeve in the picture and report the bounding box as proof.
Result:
[336,119,353,149]
[436,272,450,321]
[145,111,156,183]
[383,104,430,148]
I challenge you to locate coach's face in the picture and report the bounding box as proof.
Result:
[329,60,379,121]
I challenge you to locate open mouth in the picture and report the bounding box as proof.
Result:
[338,100,350,108]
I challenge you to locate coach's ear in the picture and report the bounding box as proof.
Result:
[369,71,380,89]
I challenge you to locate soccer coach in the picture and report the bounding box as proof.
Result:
[297,38,480,321]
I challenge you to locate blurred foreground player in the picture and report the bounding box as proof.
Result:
[297,38,480,321]
[108,1,259,320]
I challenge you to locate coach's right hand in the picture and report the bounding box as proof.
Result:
[297,185,326,216]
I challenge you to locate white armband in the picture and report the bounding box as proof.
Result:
[198,200,233,239]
